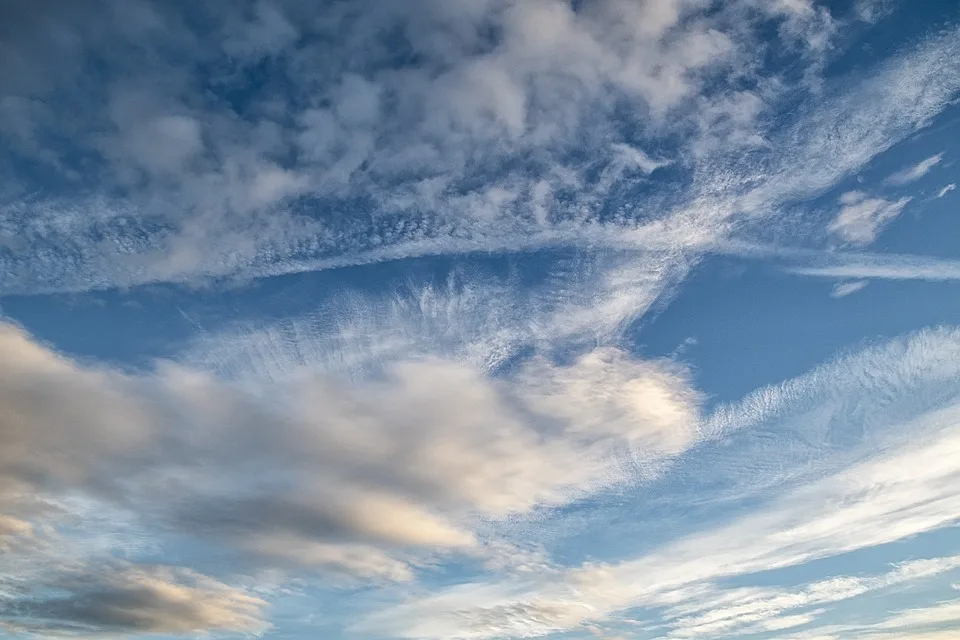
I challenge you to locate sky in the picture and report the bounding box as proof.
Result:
[1,0,960,639]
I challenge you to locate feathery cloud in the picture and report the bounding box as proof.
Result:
[887,152,945,185]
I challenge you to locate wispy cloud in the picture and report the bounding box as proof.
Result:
[0,3,957,294]
[830,280,869,297]
[785,252,960,281]
[936,183,956,198]
[703,325,960,439]
[361,422,960,638]
[777,599,960,640]
[887,152,945,185]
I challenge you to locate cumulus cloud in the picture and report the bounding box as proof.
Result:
[0,0,748,293]
[828,190,911,245]
[0,322,700,605]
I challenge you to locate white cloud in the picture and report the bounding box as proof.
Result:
[361,411,960,638]
[830,279,869,297]
[183,249,694,383]
[2,562,267,637]
[0,322,700,597]
[828,191,911,245]
[660,556,960,639]
[2,3,957,295]
[703,325,960,439]
[887,152,944,185]
[777,599,960,640]
[855,0,895,24]
[358,327,960,639]
[935,183,956,198]
[786,251,960,282]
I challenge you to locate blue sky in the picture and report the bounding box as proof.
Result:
[1,1,960,639]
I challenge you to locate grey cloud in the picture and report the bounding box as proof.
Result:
[1,564,266,636]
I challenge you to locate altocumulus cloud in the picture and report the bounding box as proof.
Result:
[0,0,928,294]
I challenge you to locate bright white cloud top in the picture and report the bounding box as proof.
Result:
[1,1,959,639]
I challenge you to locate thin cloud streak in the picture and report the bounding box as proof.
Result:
[886,152,944,185]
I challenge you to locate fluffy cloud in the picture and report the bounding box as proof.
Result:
[828,191,911,245]
[0,321,700,617]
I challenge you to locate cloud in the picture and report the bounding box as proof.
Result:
[776,599,960,640]
[362,410,960,639]
[828,191,911,244]
[358,326,960,639]
[703,325,960,439]
[935,183,956,198]
[855,0,895,23]
[3,3,960,637]
[785,251,960,281]
[183,250,694,382]
[1,2,956,294]
[0,322,699,602]
[0,0,747,293]
[1,563,267,636]
[887,152,945,185]
[658,556,960,639]
[830,280,869,297]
